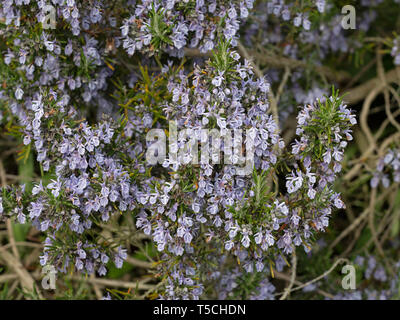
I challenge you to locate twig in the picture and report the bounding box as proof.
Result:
[0,247,43,299]
[276,67,291,105]
[275,258,348,297]
[252,48,351,83]
[274,271,334,299]
[0,274,18,283]
[185,47,351,83]
[377,48,400,132]
[66,275,155,290]
[340,220,367,258]
[126,256,154,269]
[236,41,280,129]
[0,161,20,261]
[0,161,43,298]
[368,188,395,276]
[279,248,297,300]
[90,273,103,300]
[359,85,378,151]
[139,278,166,299]
[329,185,395,249]
[386,86,400,131]
[344,132,400,182]
[344,57,377,90]
[0,241,43,251]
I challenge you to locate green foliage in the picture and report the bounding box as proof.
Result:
[148,5,174,51]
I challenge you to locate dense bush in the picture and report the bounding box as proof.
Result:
[0,0,400,300]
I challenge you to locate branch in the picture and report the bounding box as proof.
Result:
[252,49,351,83]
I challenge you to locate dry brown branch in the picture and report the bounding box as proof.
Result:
[377,48,400,132]
[66,275,155,291]
[0,161,21,261]
[344,132,400,182]
[90,273,103,300]
[184,47,351,83]
[360,85,379,151]
[126,256,154,269]
[275,258,348,297]
[0,274,18,283]
[0,160,44,299]
[252,49,351,83]
[329,184,396,249]
[276,66,291,104]
[368,187,395,275]
[274,271,334,299]
[279,248,297,300]
[344,68,400,105]
[340,220,367,258]
[344,58,377,90]
[386,86,400,131]
[0,247,43,298]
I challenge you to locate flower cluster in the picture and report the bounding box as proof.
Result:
[264,0,326,30]
[133,44,355,298]
[0,0,123,131]
[391,37,400,66]
[136,43,287,298]
[281,94,356,253]
[0,89,152,276]
[240,0,400,126]
[371,147,400,188]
